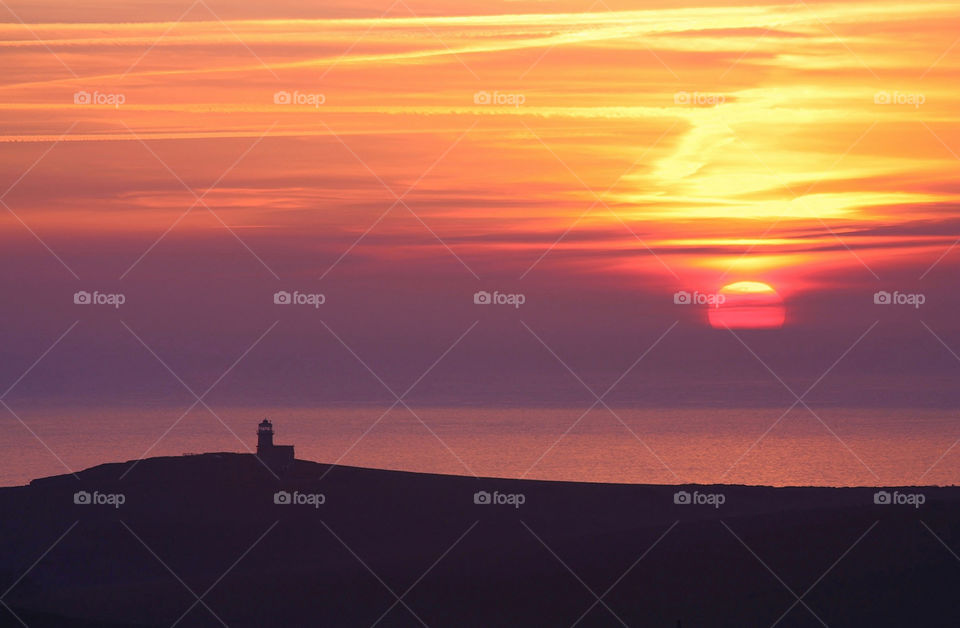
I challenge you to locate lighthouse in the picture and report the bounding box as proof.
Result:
[256,419,295,472]
[257,419,274,452]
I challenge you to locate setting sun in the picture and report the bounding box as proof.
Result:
[708,281,786,329]
[2,0,960,624]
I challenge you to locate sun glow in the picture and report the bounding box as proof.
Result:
[721,281,776,294]
[708,281,786,329]
[0,0,958,313]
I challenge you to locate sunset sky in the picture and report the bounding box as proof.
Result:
[2,0,960,411]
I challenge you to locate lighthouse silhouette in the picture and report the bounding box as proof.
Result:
[256,419,294,473]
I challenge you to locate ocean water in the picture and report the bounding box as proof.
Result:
[1,406,958,487]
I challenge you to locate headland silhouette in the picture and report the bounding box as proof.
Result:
[1,421,958,626]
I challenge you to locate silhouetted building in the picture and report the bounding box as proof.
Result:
[256,419,294,473]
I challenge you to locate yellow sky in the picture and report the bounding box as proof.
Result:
[1,0,959,291]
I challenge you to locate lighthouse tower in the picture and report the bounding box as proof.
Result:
[257,419,274,454]
[255,418,295,472]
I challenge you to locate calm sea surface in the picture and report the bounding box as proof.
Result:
[2,406,958,487]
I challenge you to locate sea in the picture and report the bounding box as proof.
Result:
[1,406,957,487]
